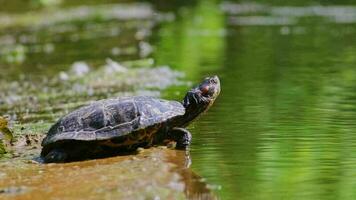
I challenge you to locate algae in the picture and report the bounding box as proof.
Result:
[0,117,14,156]
[0,117,13,143]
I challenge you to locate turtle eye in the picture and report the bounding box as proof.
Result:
[201,85,210,96]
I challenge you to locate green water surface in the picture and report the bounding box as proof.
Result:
[155,1,356,199]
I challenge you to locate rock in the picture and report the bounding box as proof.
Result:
[104,58,128,74]
[0,148,217,199]
[71,61,90,77]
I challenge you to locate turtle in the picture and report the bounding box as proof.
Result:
[41,76,220,163]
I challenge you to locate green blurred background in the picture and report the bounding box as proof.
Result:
[1,0,356,199]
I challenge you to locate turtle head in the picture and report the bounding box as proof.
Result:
[180,76,220,126]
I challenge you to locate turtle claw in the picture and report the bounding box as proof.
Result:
[176,143,190,150]
[169,128,192,150]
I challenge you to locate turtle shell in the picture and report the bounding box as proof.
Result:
[41,96,185,147]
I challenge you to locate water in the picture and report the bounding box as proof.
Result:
[155,1,356,199]
[1,0,356,199]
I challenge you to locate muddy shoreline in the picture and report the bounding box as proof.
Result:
[0,147,216,200]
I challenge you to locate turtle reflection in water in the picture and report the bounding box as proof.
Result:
[41,76,220,163]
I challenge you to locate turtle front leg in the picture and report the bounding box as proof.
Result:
[169,128,192,149]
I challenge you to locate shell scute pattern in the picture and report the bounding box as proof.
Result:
[103,99,139,127]
[134,96,184,128]
[42,96,185,146]
[81,106,106,131]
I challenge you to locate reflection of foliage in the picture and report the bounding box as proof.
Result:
[197,18,356,200]
[153,0,224,79]
[31,0,62,7]
[154,0,356,199]
[227,0,356,6]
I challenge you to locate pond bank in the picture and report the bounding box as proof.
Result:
[0,147,216,200]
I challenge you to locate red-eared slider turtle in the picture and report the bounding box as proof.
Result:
[41,76,220,163]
